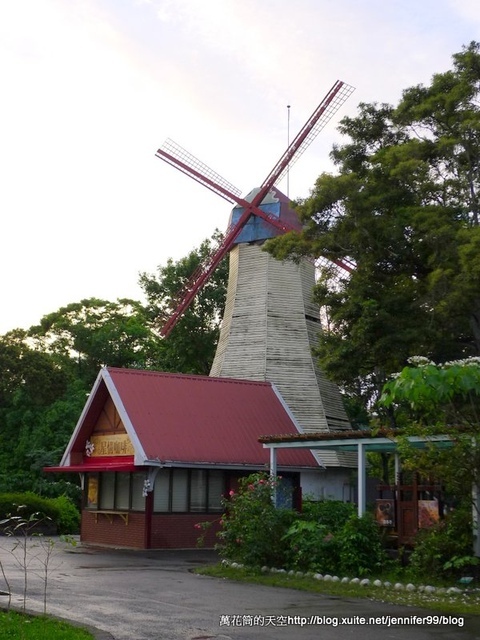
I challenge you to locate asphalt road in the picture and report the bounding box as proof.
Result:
[0,537,478,640]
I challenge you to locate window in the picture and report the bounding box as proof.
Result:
[115,473,130,510]
[131,473,146,511]
[89,472,146,512]
[153,469,169,512]
[207,470,224,512]
[153,469,225,513]
[171,469,188,512]
[99,473,115,510]
[190,470,207,512]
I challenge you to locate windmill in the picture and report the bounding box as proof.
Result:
[155,81,356,467]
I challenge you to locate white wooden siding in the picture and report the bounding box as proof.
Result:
[210,244,356,468]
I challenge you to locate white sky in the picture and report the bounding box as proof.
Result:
[1,0,478,334]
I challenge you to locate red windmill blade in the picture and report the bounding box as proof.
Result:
[155,80,355,337]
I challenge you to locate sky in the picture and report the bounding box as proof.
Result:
[0,0,479,334]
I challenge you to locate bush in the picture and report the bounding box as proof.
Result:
[337,513,388,576]
[0,493,79,535]
[214,473,295,568]
[408,505,476,581]
[208,479,388,576]
[50,495,80,534]
[302,499,356,532]
[282,519,341,573]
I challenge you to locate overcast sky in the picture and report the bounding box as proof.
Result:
[1,0,478,334]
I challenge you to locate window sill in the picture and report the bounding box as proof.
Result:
[93,510,129,525]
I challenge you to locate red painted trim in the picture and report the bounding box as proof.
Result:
[44,456,136,473]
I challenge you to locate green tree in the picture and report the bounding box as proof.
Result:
[139,230,228,375]
[0,332,78,495]
[379,356,480,557]
[266,42,480,414]
[29,298,159,386]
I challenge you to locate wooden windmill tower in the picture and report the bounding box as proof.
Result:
[156,81,355,468]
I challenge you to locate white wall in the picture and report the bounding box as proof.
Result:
[300,468,355,503]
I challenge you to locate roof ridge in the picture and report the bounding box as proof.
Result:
[105,366,272,387]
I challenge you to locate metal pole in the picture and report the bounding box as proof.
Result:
[357,443,366,517]
[270,447,278,506]
[286,105,291,198]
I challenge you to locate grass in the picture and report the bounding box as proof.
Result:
[0,610,94,639]
[196,563,480,616]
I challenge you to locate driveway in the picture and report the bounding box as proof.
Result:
[0,537,478,640]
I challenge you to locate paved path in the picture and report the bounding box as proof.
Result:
[0,538,478,640]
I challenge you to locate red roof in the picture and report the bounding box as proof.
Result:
[59,367,318,471]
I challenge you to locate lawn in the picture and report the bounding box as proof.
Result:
[0,610,94,639]
[196,564,480,617]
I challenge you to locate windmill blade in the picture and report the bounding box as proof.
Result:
[156,139,243,205]
[258,81,355,198]
[159,207,254,337]
[316,255,356,280]
[155,81,355,338]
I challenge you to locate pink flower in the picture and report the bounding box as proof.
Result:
[229,490,235,496]
[194,523,202,529]
[248,484,255,491]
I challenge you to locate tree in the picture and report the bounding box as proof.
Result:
[379,357,480,557]
[266,42,480,413]
[0,331,78,495]
[0,233,228,495]
[139,230,228,375]
[29,298,160,386]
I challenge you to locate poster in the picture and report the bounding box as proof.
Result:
[375,499,395,527]
[418,499,439,528]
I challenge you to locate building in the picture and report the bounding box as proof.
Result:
[47,367,325,549]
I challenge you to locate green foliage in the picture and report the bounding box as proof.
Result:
[379,357,480,518]
[29,298,160,384]
[283,506,387,578]
[266,42,480,413]
[282,519,341,573]
[337,514,387,576]
[0,493,79,534]
[139,230,228,375]
[49,495,80,534]
[210,479,387,576]
[0,230,228,497]
[0,610,94,639]
[408,506,475,581]
[213,473,295,568]
[302,498,355,532]
[380,356,480,426]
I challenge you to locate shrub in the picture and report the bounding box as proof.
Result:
[50,495,80,534]
[408,505,475,581]
[0,493,79,535]
[337,513,388,577]
[215,473,295,568]
[302,499,356,532]
[282,519,341,573]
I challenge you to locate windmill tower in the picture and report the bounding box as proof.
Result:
[156,81,355,468]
